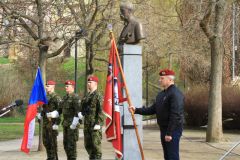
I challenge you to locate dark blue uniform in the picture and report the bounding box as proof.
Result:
[135,84,184,160]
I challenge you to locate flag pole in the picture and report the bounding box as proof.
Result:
[109,29,145,160]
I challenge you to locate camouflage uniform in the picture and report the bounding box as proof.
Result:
[81,90,104,160]
[59,93,81,160]
[42,92,61,160]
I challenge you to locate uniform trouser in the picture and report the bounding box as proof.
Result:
[160,127,182,160]
[84,126,102,160]
[43,126,58,160]
[63,126,79,160]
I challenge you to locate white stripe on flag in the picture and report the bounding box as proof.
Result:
[27,119,35,148]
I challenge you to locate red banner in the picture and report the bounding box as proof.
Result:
[103,38,125,159]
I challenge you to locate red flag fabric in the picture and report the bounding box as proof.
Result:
[103,38,124,159]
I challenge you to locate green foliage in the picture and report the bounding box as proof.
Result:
[0,57,9,64]
[62,57,85,74]
[60,57,86,95]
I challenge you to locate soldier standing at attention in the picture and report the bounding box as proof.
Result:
[82,75,104,160]
[37,80,61,160]
[47,80,82,160]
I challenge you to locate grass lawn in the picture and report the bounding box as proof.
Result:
[0,57,9,64]
[0,123,39,141]
[0,116,25,123]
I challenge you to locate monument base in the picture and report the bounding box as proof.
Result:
[122,44,143,160]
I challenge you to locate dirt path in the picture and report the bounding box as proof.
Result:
[0,127,240,160]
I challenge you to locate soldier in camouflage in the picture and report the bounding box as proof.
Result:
[37,80,61,160]
[81,75,104,160]
[47,80,82,160]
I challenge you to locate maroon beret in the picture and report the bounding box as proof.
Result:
[65,80,75,85]
[88,75,99,83]
[46,80,56,85]
[159,69,175,76]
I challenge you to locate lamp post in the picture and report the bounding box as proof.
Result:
[74,29,87,93]
[74,32,78,93]
[232,2,237,80]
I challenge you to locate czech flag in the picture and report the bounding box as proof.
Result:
[21,67,48,153]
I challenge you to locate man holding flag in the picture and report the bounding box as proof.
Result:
[21,67,48,153]
[129,69,184,160]
[37,80,61,160]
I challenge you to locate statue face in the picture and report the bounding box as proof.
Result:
[120,7,130,21]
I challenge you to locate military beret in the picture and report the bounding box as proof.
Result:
[46,80,56,85]
[159,69,175,76]
[65,80,75,85]
[88,75,99,83]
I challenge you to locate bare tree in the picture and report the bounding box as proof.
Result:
[0,0,117,150]
[200,0,227,142]
[63,0,117,93]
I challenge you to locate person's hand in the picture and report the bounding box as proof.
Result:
[165,135,172,142]
[70,117,79,130]
[128,105,136,113]
[52,124,59,130]
[37,113,41,120]
[70,124,76,129]
[93,124,101,130]
[46,110,59,118]
[78,112,83,120]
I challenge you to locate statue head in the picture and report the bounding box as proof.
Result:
[120,2,134,22]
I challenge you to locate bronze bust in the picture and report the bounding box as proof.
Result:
[118,2,145,47]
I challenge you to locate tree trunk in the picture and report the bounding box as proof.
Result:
[205,0,226,142]
[38,45,48,151]
[207,37,223,142]
[39,46,48,83]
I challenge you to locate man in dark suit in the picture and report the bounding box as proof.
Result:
[129,69,184,160]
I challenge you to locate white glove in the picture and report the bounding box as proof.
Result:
[93,124,101,130]
[70,117,79,129]
[78,112,83,120]
[52,124,59,130]
[46,110,59,118]
[37,113,41,120]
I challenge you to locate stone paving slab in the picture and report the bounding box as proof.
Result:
[0,126,239,160]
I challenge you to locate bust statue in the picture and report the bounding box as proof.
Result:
[118,2,145,48]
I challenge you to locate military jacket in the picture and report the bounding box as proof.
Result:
[42,92,61,127]
[59,93,81,127]
[81,90,104,127]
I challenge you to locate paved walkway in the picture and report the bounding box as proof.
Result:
[0,125,240,160]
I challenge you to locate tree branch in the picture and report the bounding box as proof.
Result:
[94,57,108,64]
[88,0,98,27]
[18,18,39,40]
[47,36,75,58]
[65,0,82,27]
[0,1,38,40]
[200,0,216,39]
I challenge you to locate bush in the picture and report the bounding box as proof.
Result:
[184,86,240,129]
[184,86,209,126]
[0,64,29,117]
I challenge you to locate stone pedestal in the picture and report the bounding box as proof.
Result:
[122,44,143,160]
